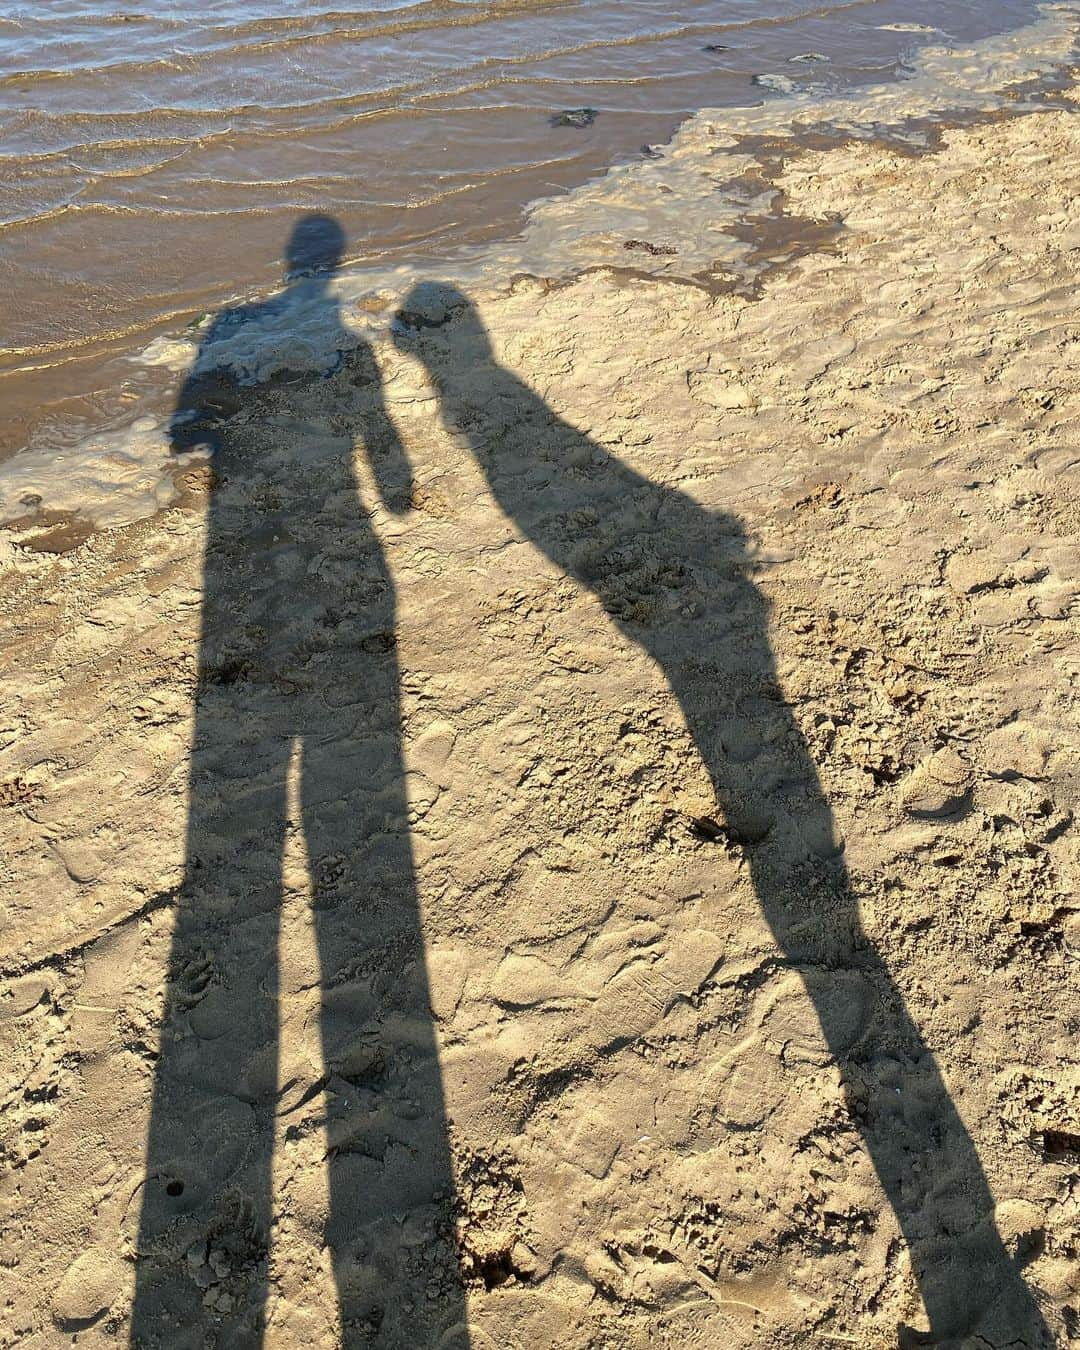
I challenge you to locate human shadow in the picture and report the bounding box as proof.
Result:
[131,219,467,1349]
[394,283,1050,1348]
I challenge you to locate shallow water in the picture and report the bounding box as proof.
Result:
[0,0,1053,455]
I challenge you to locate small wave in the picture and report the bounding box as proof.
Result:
[0,0,886,101]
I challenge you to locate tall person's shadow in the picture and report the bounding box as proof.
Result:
[394,283,1051,1348]
[131,219,468,1349]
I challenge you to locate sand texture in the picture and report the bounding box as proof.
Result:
[2,95,1080,1348]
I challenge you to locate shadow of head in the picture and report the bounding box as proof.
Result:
[285,212,346,280]
[392,281,486,357]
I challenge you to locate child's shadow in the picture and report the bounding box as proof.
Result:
[395,282,1050,1348]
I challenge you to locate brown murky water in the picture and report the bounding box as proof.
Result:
[0,0,1049,454]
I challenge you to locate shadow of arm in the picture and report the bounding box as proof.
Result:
[346,343,413,516]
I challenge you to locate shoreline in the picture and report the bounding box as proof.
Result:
[2,32,1080,1350]
[0,0,1059,462]
[2,2,1079,536]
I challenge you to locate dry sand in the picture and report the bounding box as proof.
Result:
[2,86,1080,1349]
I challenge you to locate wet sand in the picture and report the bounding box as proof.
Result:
[2,53,1079,1347]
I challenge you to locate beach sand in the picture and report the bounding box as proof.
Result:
[2,83,1079,1348]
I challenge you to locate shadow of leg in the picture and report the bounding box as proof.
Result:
[724,712,1047,1344]
[131,750,289,1347]
[300,710,467,1348]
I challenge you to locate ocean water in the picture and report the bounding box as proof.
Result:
[0,0,1077,524]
